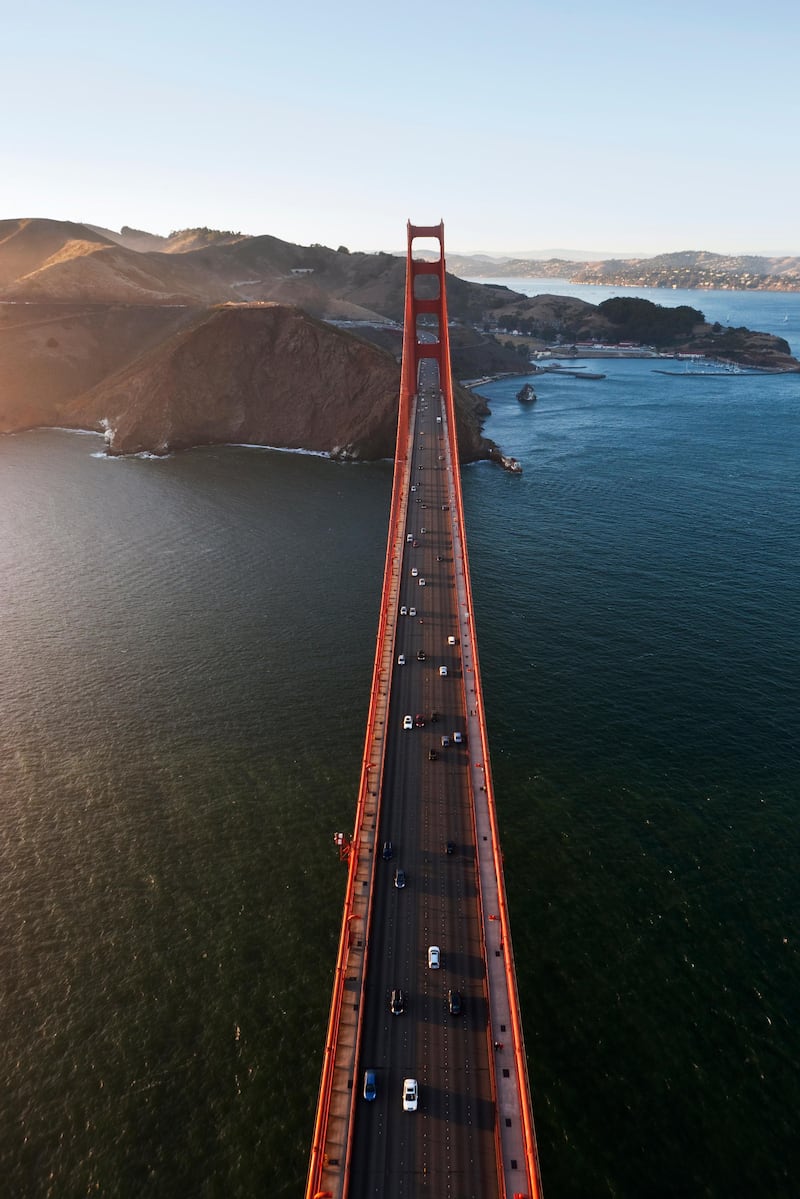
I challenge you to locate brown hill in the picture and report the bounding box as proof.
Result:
[68,304,404,457]
[0,298,495,460]
[0,301,197,432]
[0,218,115,288]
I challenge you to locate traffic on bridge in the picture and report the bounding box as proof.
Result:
[306,223,542,1199]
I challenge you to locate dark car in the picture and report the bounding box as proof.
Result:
[363,1069,377,1101]
[428,748,438,761]
[394,868,406,889]
[414,714,425,727]
[448,990,462,1016]
[416,649,426,661]
[382,840,394,860]
[446,840,456,855]
[390,988,404,1015]
[429,711,438,723]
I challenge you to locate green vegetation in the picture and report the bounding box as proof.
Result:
[597,297,704,347]
[167,226,242,242]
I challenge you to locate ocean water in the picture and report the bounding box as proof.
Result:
[1,285,799,1197]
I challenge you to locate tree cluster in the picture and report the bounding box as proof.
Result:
[597,298,705,347]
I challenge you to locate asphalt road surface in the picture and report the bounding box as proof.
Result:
[347,380,500,1199]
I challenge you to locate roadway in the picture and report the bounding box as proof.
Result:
[347,372,501,1198]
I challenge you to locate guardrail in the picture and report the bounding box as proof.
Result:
[435,238,544,1199]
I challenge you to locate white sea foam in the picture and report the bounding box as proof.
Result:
[227,442,330,458]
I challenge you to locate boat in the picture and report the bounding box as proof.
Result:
[516,383,537,404]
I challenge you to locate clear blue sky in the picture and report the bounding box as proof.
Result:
[3,0,798,255]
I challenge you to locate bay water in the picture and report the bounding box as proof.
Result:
[1,283,799,1196]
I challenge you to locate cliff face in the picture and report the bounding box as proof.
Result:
[0,303,197,432]
[54,304,493,461]
[70,305,401,456]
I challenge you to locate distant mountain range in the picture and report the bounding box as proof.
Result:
[401,248,634,263]
[440,249,800,292]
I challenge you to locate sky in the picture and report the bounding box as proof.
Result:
[3,0,799,256]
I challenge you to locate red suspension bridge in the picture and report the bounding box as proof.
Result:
[306,222,542,1199]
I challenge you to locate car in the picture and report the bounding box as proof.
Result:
[419,578,426,587]
[428,748,438,761]
[411,567,419,577]
[402,1078,418,1112]
[363,1069,377,1100]
[409,607,417,617]
[420,527,427,534]
[406,533,413,542]
[411,485,417,492]
[397,653,406,665]
[453,731,463,744]
[394,868,406,889]
[436,555,443,562]
[447,636,456,645]
[441,504,450,510]
[446,840,456,855]
[436,415,442,422]
[428,945,440,969]
[420,503,427,508]
[400,605,408,616]
[382,840,394,860]
[390,988,404,1015]
[412,539,418,548]
[448,990,462,1016]
[414,713,425,727]
[441,735,450,747]
[416,649,426,661]
[439,665,448,676]
[403,715,413,730]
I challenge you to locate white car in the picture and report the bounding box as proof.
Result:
[400,606,408,616]
[453,731,463,744]
[398,654,406,666]
[447,635,456,646]
[403,1078,418,1112]
[409,607,417,617]
[411,567,419,577]
[406,533,413,542]
[439,665,448,676]
[418,578,426,587]
[428,945,440,969]
[403,715,413,730]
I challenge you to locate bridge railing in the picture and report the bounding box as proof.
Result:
[435,248,544,1198]
[304,251,418,1199]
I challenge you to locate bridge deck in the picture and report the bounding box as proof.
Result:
[306,223,541,1199]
